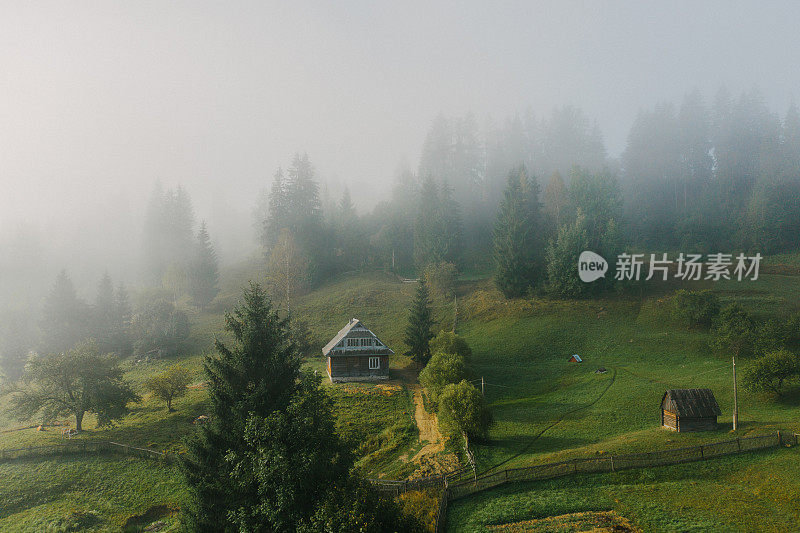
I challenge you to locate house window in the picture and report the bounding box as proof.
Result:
[369,357,380,370]
[360,338,372,347]
[346,338,358,347]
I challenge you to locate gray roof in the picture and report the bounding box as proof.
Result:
[322,318,394,357]
[662,389,722,418]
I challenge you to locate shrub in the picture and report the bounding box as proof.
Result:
[423,262,458,300]
[131,299,190,357]
[743,349,800,397]
[145,364,193,411]
[438,380,491,441]
[783,312,800,350]
[429,330,472,361]
[673,289,720,329]
[418,351,466,408]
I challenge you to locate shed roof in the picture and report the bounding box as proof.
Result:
[661,389,721,418]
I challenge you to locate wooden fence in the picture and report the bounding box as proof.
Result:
[0,440,173,463]
[1,431,796,533]
[368,464,472,496]
[447,431,794,501]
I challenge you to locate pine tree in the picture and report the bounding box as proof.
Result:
[112,283,133,356]
[336,186,360,269]
[493,166,542,298]
[414,175,443,268]
[92,272,117,353]
[264,167,289,247]
[268,229,307,314]
[404,278,435,365]
[142,181,197,284]
[40,271,89,355]
[189,221,220,309]
[440,180,463,264]
[0,312,35,381]
[286,153,322,228]
[182,282,300,531]
[338,186,355,224]
[542,170,565,227]
[143,181,167,283]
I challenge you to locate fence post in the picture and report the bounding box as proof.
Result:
[699,445,704,460]
[573,460,577,474]
[610,455,615,472]
[737,437,741,452]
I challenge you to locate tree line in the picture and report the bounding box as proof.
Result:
[255,88,800,305]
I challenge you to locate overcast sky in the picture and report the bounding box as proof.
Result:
[2,1,800,254]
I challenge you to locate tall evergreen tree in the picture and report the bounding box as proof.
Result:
[404,278,435,365]
[493,166,542,298]
[92,272,117,354]
[224,374,352,531]
[0,312,34,381]
[189,221,220,309]
[40,271,89,355]
[263,167,289,247]
[182,282,300,531]
[142,181,167,283]
[542,170,565,228]
[440,180,464,264]
[142,181,197,284]
[413,176,463,269]
[338,186,356,224]
[112,282,133,356]
[414,175,443,268]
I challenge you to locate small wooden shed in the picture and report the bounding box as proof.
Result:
[323,318,393,383]
[568,354,582,363]
[661,388,721,432]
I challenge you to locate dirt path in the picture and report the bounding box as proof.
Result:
[410,386,444,461]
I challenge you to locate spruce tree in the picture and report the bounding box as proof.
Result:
[40,270,89,355]
[0,312,35,381]
[264,167,288,247]
[92,272,116,353]
[440,180,463,264]
[189,221,220,309]
[182,282,300,531]
[404,278,435,365]
[112,283,133,356]
[413,175,443,268]
[493,166,541,298]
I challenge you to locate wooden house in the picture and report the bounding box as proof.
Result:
[661,388,721,432]
[323,318,393,383]
[568,354,582,363]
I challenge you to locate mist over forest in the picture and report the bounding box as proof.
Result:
[4,4,800,531]
[2,1,800,377]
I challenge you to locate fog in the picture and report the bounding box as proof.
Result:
[2,1,800,298]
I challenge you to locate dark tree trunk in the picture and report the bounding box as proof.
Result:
[75,411,84,432]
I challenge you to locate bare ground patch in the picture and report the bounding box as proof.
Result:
[406,386,460,478]
[487,511,640,533]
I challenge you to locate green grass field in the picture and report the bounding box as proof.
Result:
[445,446,800,533]
[0,455,188,532]
[0,253,799,531]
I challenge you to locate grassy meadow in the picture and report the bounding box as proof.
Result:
[0,253,799,530]
[446,446,800,532]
